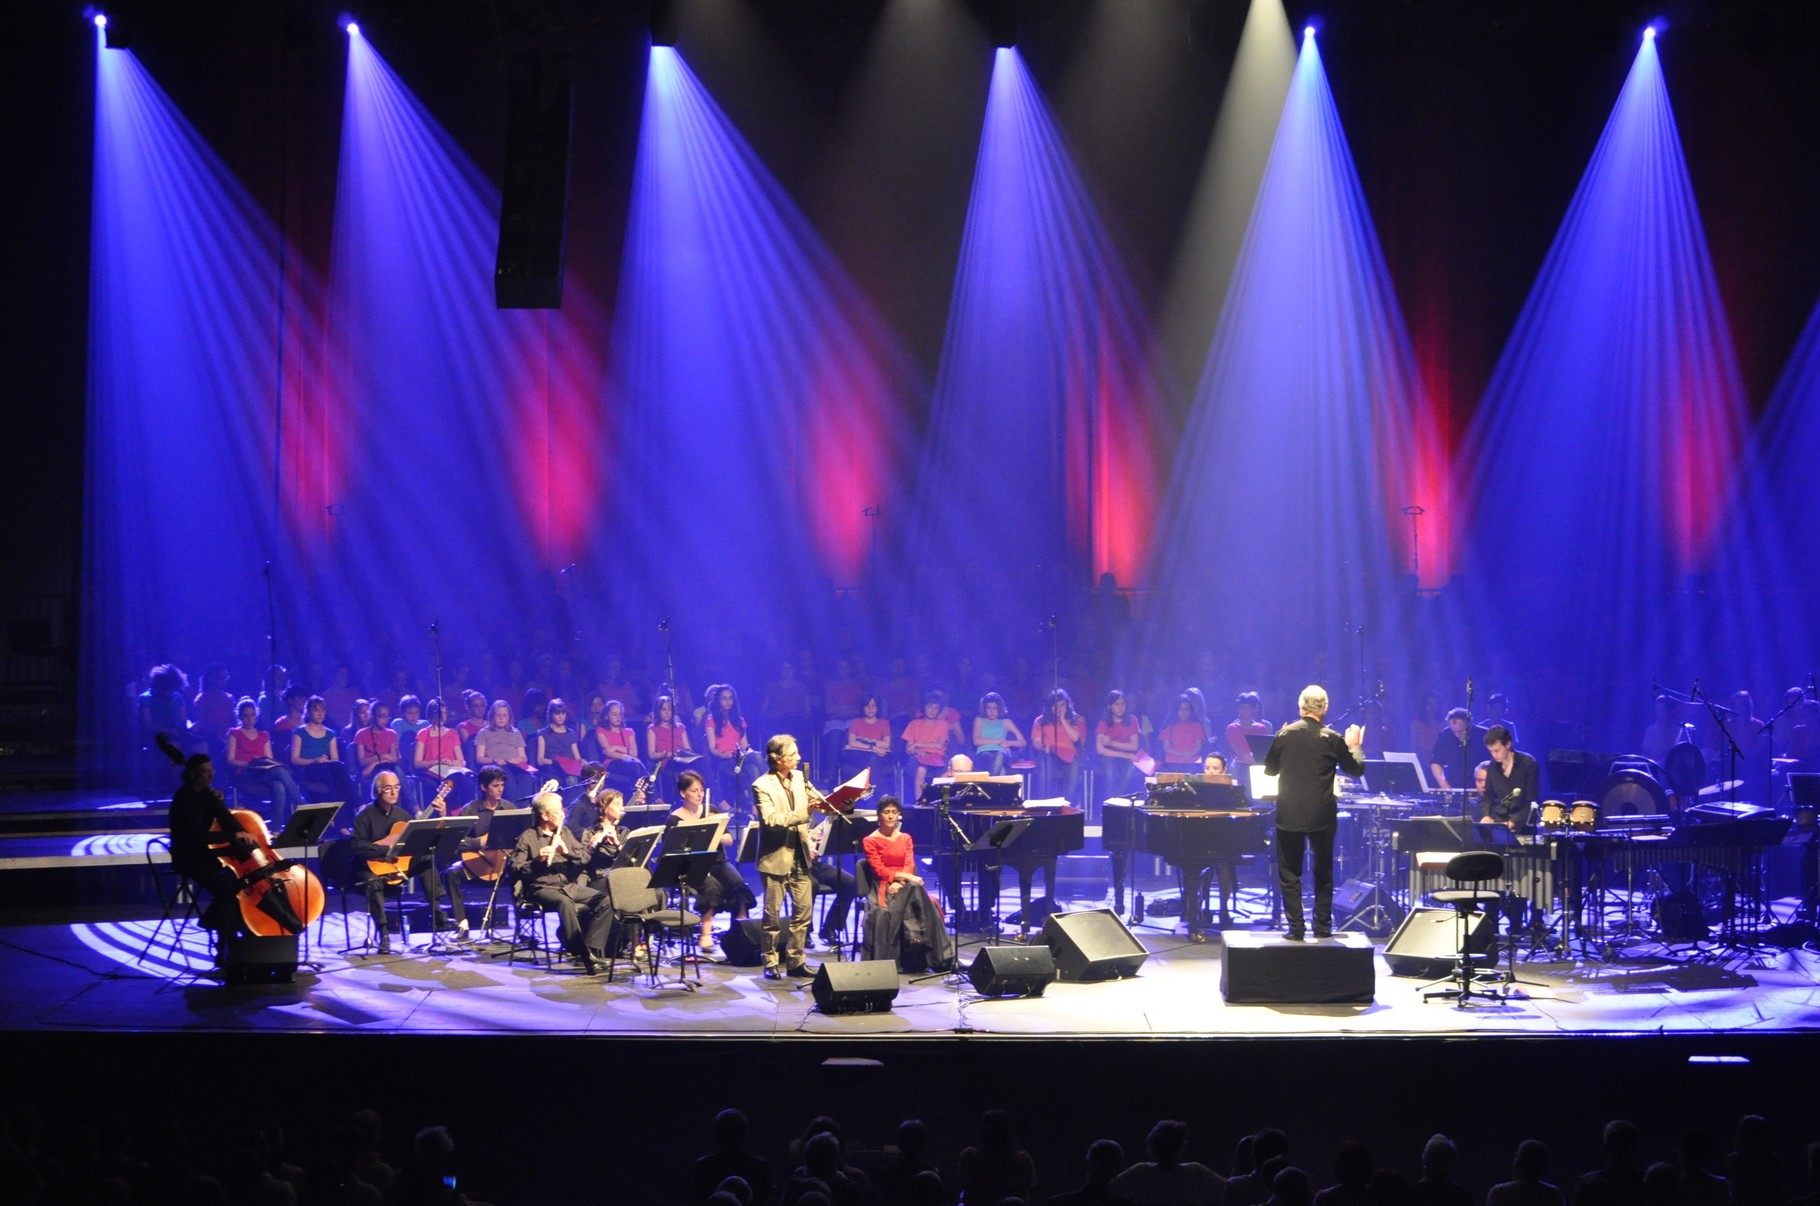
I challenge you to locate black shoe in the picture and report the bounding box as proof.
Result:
[805,934,820,950]
[376,936,393,955]
[1284,928,1305,942]
[763,966,784,981]
[785,963,817,979]
[580,954,600,976]
[1313,927,1333,939]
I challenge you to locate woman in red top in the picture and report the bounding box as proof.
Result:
[860,797,953,971]
[224,697,303,818]
[900,693,951,800]
[841,693,893,782]
[700,684,750,808]
[1032,688,1084,803]
[1159,693,1207,773]
[595,699,641,764]
[355,700,402,786]
[1095,689,1145,798]
[415,697,476,806]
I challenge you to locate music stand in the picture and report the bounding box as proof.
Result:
[393,817,470,950]
[272,801,340,962]
[615,826,664,870]
[1363,760,1426,799]
[816,811,879,961]
[647,838,720,991]
[473,808,533,937]
[933,776,1024,810]
[1248,763,1279,801]
[1245,733,1275,762]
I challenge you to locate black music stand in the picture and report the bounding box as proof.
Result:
[817,811,879,961]
[615,826,664,870]
[1362,760,1425,798]
[472,808,533,938]
[647,836,718,991]
[393,816,469,951]
[272,801,340,963]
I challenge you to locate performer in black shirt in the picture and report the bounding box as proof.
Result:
[1429,707,1488,791]
[166,751,257,935]
[441,767,514,937]
[350,771,451,954]
[1479,725,1539,830]
[511,788,612,973]
[1263,685,1366,940]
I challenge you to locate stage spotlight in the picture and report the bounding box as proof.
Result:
[337,12,359,36]
[1644,25,1657,40]
[94,13,107,28]
[649,0,677,48]
[983,0,1018,49]
[1304,25,1314,38]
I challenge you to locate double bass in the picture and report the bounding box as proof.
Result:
[156,733,325,937]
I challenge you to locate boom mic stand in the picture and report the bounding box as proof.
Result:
[1689,679,1744,805]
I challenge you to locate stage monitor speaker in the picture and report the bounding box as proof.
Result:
[494,66,572,309]
[219,933,298,985]
[1221,930,1374,1004]
[1383,906,1496,978]
[967,946,1055,998]
[1042,908,1147,982]
[812,960,899,1015]
[718,919,766,967]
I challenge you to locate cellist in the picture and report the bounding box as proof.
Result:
[167,750,257,936]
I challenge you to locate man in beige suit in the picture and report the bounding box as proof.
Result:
[752,733,816,980]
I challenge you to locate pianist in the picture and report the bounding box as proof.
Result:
[1479,726,1539,831]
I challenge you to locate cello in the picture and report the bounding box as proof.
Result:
[156,733,325,937]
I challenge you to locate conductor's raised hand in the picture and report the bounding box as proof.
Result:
[1343,724,1365,750]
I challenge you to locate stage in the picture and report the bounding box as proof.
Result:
[5,898,1817,1040]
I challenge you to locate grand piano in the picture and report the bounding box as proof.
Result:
[1104,776,1273,939]
[905,776,1084,934]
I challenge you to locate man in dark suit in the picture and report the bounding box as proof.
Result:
[1264,684,1366,940]
[753,733,817,980]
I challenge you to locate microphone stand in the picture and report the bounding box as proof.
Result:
[910,780,972,986]
[262,562,278,676]
[1688,679,1744,805]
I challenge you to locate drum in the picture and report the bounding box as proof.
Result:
[1569,800,1599,831]
[1538,799,1569,830]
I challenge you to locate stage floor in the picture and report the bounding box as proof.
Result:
[4,905,1817,1040]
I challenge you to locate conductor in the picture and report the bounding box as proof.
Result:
[1263,685,1366,941]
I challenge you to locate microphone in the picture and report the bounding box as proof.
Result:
[559,563,576,575]
[1808,674,1816,701]
[658,618,670,633]
[262,562,271,579]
